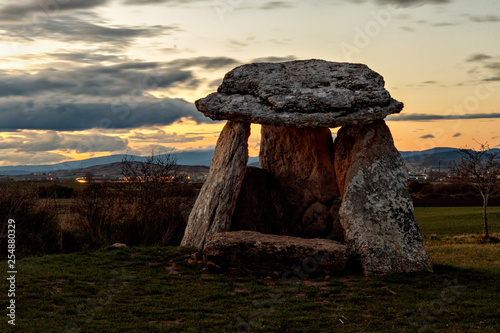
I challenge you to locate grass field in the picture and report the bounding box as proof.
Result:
[1,207,499,332]
[415,206,500,235]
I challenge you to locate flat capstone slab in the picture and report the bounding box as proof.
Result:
[195,59,404,128]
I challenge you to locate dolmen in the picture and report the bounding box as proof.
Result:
[181,59,433,276]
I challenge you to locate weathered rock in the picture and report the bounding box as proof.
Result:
[334,120,433,275]
[203,231,349,276]
[195,60,403,128]
[260,125,341,237]
[181,121,250,250]
[230,166,286,235]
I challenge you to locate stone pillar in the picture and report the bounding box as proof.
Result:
[259,125,340,238]
[181,121,250,250]
[334,120,432,275]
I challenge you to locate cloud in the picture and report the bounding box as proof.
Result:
[387,113,500,121]
[0,62,195,98]
[259,1,295,10]
[466,53,493,62]
[251,55,297,63]
[0,130,127,153]
[484,77,500,82]
[0,96,207,131]
[0,0,108,22]
[0,149,69,167]
[422,80,437,84]
[468,15,500,23]
[420,134,435,139]
[1,15,179,48]
[356,0,451,7]
[129,129,204,143]
[432,22,457,27]
[400,26,415,32]
[122,0,203,5]
[166,57,239,70]
[453,133,462,137]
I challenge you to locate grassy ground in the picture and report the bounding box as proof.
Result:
[415,206,500,235]
[0,207,499,332]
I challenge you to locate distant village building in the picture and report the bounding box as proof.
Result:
[408,173,428,181]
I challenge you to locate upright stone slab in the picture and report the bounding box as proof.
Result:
[334,120,432,274]
[181,121,250,250]
[260,125,340,238]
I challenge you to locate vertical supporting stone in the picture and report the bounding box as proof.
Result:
[334,120,432,275]
[181,121,250,250]
[260,125,340,238]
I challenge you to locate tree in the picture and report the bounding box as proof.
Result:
[450,143,500,238]
[120,149,190,245]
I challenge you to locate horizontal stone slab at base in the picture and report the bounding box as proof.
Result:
[203,231,348,277]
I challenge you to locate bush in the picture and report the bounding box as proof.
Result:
[72,182,126,249]
[0,185,61,257]
[37,184,74,198]
[71,151,195,249]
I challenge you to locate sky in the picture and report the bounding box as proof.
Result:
[0,0,499,167]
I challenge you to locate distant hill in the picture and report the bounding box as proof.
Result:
[401,147,500,172]
[1,147,498,176]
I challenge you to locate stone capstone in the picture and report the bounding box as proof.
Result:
[203,231,349,276]
[195,60,403,128]
[334,120,433,275]
[181,121,250,250]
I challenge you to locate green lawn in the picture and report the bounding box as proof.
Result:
[1,208,499,332]
[415,206,500,235]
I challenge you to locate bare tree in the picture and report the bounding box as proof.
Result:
[120,149,189,245]
[450,143,500,238]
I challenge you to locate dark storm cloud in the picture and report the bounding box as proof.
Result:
[0,97,207,131]
[0,56,242,131]
[2,15,178,48]
[0,131,127,153]
[0,63,194,98]
[0,0,108,22]
[387,113,500,121]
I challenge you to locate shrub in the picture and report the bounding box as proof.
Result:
[0,185,61,257]
[37,184,74,198]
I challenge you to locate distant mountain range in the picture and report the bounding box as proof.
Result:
[0,147,498,176]
[0,150,258,176]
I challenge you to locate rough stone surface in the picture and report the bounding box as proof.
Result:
[260,125,341,238]
[181,121,250,250]
[203,231,349,276]
[230,167,286,235]
[334,120,433,275]
[195,60,403,128]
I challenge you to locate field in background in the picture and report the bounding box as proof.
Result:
[415,206,500,235]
